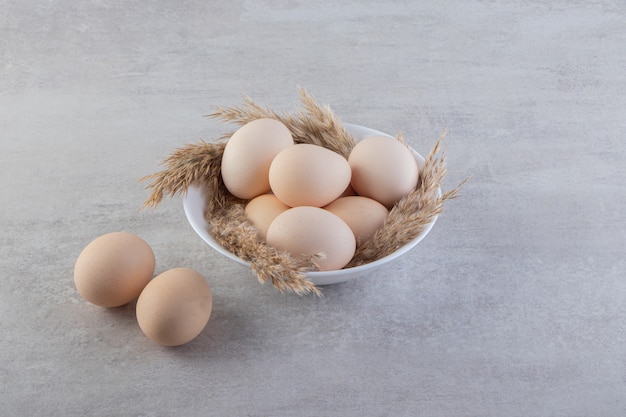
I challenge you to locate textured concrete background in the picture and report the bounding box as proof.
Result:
[2,1,626,416]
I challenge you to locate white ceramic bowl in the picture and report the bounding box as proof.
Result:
[183,123,440,286]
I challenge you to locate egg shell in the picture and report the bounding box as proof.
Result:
[266,206,356,271]
[221,118,294,200]
[269,144,351,207]
[339,183,357,198]
[136,268,212,347]
[73,232,155,308]
[244,194,290,240]
[348,135,419,208]
[323,196,389,243]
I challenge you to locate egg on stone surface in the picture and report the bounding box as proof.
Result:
[269,143,351,207]
[136,268,212,347]
[348,135,419,208]
[244,193,290,240]
[221,118,294,200]
[323,196,389,243]
[266,206,356,271]
[73,232,155,308]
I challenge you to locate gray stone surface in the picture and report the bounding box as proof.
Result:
[2,1,626,416]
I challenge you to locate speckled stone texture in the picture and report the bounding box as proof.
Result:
[2,1,626,416]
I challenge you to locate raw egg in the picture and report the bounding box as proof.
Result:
[266,206,356,271]
[348,135,419,208]
[269,144,351,207]
[136,268,212,347]
[324,196,389,243]
[244,194,290,240]
[221,118,294,199]
[73,232,155,308]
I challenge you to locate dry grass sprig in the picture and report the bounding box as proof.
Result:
[209,95,283,126]
[139,141,244,215]
[395,132,407,145]
[209,87,356,158]
[209,204,322,296]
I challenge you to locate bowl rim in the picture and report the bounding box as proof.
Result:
[182,123,441,281]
